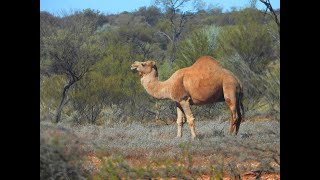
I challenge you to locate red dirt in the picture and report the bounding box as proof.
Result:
[82,154,280,179]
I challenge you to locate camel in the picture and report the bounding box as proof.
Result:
[131,56,244,139]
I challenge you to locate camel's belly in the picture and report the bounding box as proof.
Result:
[189,87,224,105]
[190,97,225,105]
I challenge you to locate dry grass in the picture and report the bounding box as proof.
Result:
[40,117,280,179]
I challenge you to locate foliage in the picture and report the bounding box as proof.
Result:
[175,25,220,69]
[135,6,162,26]
[40,143,85,179]
[261,60,280,116]
[70,42,144,124]
[40,6,280,123]
[40,75,66,120]
[60,8,107,33]
[216,8,275,72]
[43,29,104,78]
[42,13,106,122]
[40,124,87,179]
[155,0,202,63]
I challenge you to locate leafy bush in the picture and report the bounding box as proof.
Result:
[175,25,220,69]
[69,42,144,124]
[216,9,275,72]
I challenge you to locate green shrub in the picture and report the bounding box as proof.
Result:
[175,25,220,69]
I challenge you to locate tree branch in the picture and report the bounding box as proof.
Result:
[259,0,280,35]
[156,31,173,42]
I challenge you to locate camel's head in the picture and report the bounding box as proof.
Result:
[131,60,157,77]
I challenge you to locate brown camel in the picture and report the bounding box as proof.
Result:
[131,56,244,139]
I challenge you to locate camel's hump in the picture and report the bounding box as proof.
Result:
[191,56,221,68]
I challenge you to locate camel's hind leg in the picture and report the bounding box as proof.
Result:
[176,103,185,137]
[180,98,196,139]
[225,96,239,135]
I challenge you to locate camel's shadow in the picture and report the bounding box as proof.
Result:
[196,131,253,140]
[196,129,226,140]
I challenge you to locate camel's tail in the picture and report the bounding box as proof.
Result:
[237,85,245,123]
[234,85,245,135]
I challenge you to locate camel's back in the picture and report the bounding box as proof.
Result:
[190,56,221,70]
[181,56,239,104]
[185,56,228,81]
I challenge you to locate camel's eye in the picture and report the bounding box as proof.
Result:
[142,63,145,66]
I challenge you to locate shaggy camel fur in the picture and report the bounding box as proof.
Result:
[131,56,244,139]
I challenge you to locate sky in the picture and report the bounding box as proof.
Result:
[40,0,280,15]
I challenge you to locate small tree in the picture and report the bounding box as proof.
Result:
[43,18,105,123]
[70,41,145,123]
[155,0,202,63]
[259,0,280,35]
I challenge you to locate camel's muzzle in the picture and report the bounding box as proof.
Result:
[131,62,140,71]
[131,65,137,70]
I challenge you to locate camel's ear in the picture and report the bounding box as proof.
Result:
[149,61,156,67]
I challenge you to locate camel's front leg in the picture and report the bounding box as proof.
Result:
[180,98,196,139]
[176,103,184,137]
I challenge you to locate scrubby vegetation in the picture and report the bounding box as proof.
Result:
[40,0,280,179]
[41,118,279,179]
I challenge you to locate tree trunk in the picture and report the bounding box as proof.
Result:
[55,81,74,123]
[170,41,177,64]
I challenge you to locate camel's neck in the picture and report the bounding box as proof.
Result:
[140,70,170,100]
